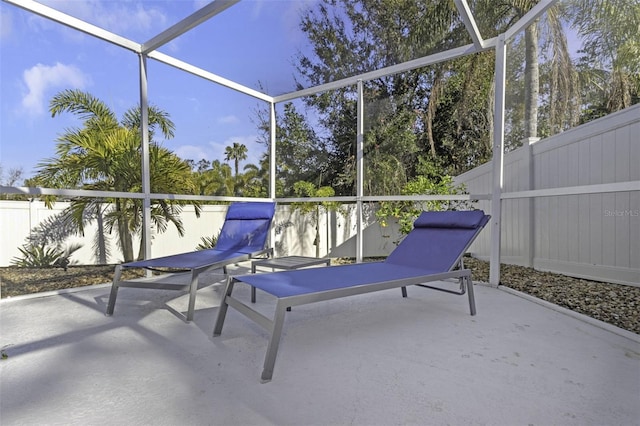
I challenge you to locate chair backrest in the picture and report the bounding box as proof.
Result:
[385,210,490,272]
[215,202,276,253]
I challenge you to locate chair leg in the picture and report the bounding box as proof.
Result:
[105,265,122,316]
[261,300,288,383]
[213,277,235,337]
[185,270,199,322]
[466,276,476,316]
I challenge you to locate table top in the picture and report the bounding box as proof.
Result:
[251,255,331,270]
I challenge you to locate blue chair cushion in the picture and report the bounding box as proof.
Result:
[413,210,487,229]
[225,202,276,220]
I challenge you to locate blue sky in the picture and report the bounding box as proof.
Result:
[0,0,315,180]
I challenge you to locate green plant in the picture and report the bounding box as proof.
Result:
[11,243,82,270]
[196,233,219,250]
[376,175,473,238]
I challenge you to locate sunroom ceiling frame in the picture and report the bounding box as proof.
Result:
[4,0,556,106]
[3,0,272,103]
[3,0,559,284]
[273,39,496,103]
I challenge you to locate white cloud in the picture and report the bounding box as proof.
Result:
[37,0,167,38]
[98,3,167,35]
[0,8,12,40]
[218,115,239,125]
[174,144,212,163]
[250,0,266,20]
[192,0,211,11]
[21,62,91,115]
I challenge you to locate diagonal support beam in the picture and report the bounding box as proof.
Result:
[454,0,485,49]
[505,0,559,40]
[142,0,240,54]
[147,51,274,102]
[273,40,494,103]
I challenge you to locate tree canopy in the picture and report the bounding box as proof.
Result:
[289,0,639,196]
[34,89,200,263]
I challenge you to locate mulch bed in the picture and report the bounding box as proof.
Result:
[0,265,145,297]
[464,257,640,335]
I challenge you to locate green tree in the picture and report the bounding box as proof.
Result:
[224,142,248,178]
[474,0,578,146]
[0,165,27,200]
[193,159,234,197]
[568,0,640,119]
[254,101,328,196]
[224,142,248,196]
[186,158,211,173]
[35,89,200,263]
[241,155,271,198]
[296,0,493,194]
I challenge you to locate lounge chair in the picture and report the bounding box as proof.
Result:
[106,201,276,321]
[213,209,490,382]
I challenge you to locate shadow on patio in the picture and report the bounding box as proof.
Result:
[1,264,639,425]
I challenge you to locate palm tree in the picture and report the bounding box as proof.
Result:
[224,142,248,195]
[198,160,234,196]
[224,142,248,178]
[476,0,577,141]
[36,89,200,263]
[568,0,640,117]
[241,154,270,197]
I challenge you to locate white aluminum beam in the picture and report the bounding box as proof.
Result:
[505,0,559,40]
[142,0,240,54]
[501,181,640,199]
[139,54,152,261]
[269,102,277,199]
[356,80,365,263]
[3,0,140,52]
[149,194,272,202]
[0,186,145,199]
[274,196,356,204]
[0,185,274,203]
[454,0,485,49]
[269,102,277,254]
[273,39,496,103]
[489,34,507,287]
[362,194,491,202]
[147,51,273,102]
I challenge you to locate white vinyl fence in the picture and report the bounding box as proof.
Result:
[2,106,638,287]
[0,202,400,268]
[455,104,640,286]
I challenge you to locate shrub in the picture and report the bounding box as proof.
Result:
[11,243,82,270]
[196,233,219,250]
[376,175,473,239]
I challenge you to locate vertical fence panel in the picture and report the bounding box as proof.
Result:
[0,201,31,266]
[454,104,640,286]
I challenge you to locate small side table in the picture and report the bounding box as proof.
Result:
[250,256,332,306]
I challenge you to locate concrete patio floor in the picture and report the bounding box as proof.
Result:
[1,265,639,426]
